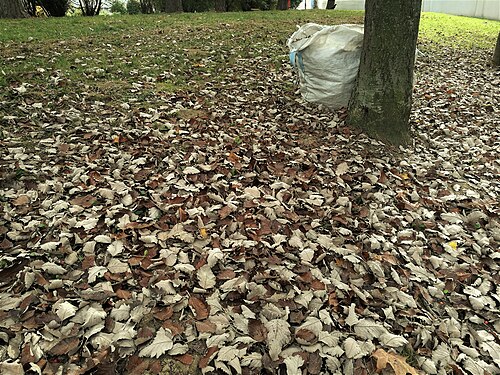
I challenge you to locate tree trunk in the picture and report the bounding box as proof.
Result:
[326,0,336,9]
[22,0,37,16]
[79,0,102,16]
[140,0,154,13]
[493,32,500,67]
[164,0,182,12]
[347,0,422,146]
[0,0,27,18]
[39,0,70,17]
[277,0,287,10]
[215,0,226,12]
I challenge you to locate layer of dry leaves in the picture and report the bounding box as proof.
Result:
[1,16,499,375]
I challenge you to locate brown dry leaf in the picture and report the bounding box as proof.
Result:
[0,238,13,250]
[189,296,209,320]
[195,320,217,333]
[199,346,218,369]
[127,355,150,375]
[175,353,194,365]
[308,351,322,374]
[48,337,80,356]
[295,328,317,344]
[219,205,233,219]
[115,289,132,300]
[372,348,419,375]
[162,321,184,336]
[248,319,268,342]
[153,306,174,321]
[12,195,30,206]
[70,194,97,207]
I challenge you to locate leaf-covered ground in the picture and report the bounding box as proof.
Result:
[0,10,499,375]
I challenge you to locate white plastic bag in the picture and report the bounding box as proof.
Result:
[288,23,364,109]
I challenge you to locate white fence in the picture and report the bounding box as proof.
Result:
[297,0,500,21]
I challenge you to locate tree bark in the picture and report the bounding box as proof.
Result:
[39,0,70,17]
[215,0,226,12]
[347,0,422,146]
[79,0,102,16]
[140,0,154,13]
[493,32,500,67]
[326,0,336,9]
[0,0,27,18]
[277,0,288,10]
[22,0,37,16]
[164,0,182,12]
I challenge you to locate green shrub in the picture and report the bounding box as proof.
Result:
[127,0,141,14]
[111,0,127,14]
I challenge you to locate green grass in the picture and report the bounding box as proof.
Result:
[420,12,500,49]
[0,10,364,43]
[0,10,498,136]
[0,10,498,47]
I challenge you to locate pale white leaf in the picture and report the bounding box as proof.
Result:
[345,303,358,326]
[107,240,124,256]
[183,166,200,174]
[288,235,303,249]
[159,249,177,266]
[198,264,216,289]
[241,305,256,319]
[353,319,388,339]
[207,247,224,267]
[40,241,60,251]
[335,162,349,176]
[344,337,361,359]
[244,187,261,198]
[393,289,418,308]
[241,353,262,369]
[55,301,77,321]
[299,248,314,263]
[107,259,129,274]
[110,304,130,321]
[139,328,173,358]
[95,235,112,243]
[174,263,196,273]
[41,262,67,275]
[265,319,291,361]
[155,280,176,294]
[220,276,247,292]
[481,341,500,363]
[217,346,239,362]
[0,360,24,375]
[0,295,22,311]
[88,266,107,283]
[77,217,99,230]
[121,194,133,206]
[284,355,304,375]
[168,343,189,356]
[140,234,158,244]
[379,332,408,347]
[82,304,107,328]
[98,188,115,200]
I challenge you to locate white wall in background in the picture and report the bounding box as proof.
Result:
[297,0,500,21]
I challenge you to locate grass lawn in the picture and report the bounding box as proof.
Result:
[0,11,497,127]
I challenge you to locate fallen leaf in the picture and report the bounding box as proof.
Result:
[372,348,419,375]
[189,296,209,320]
[248,319,268,342]
[265,319,291,361]
[138,328,173,358]
[12,195,30,206]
